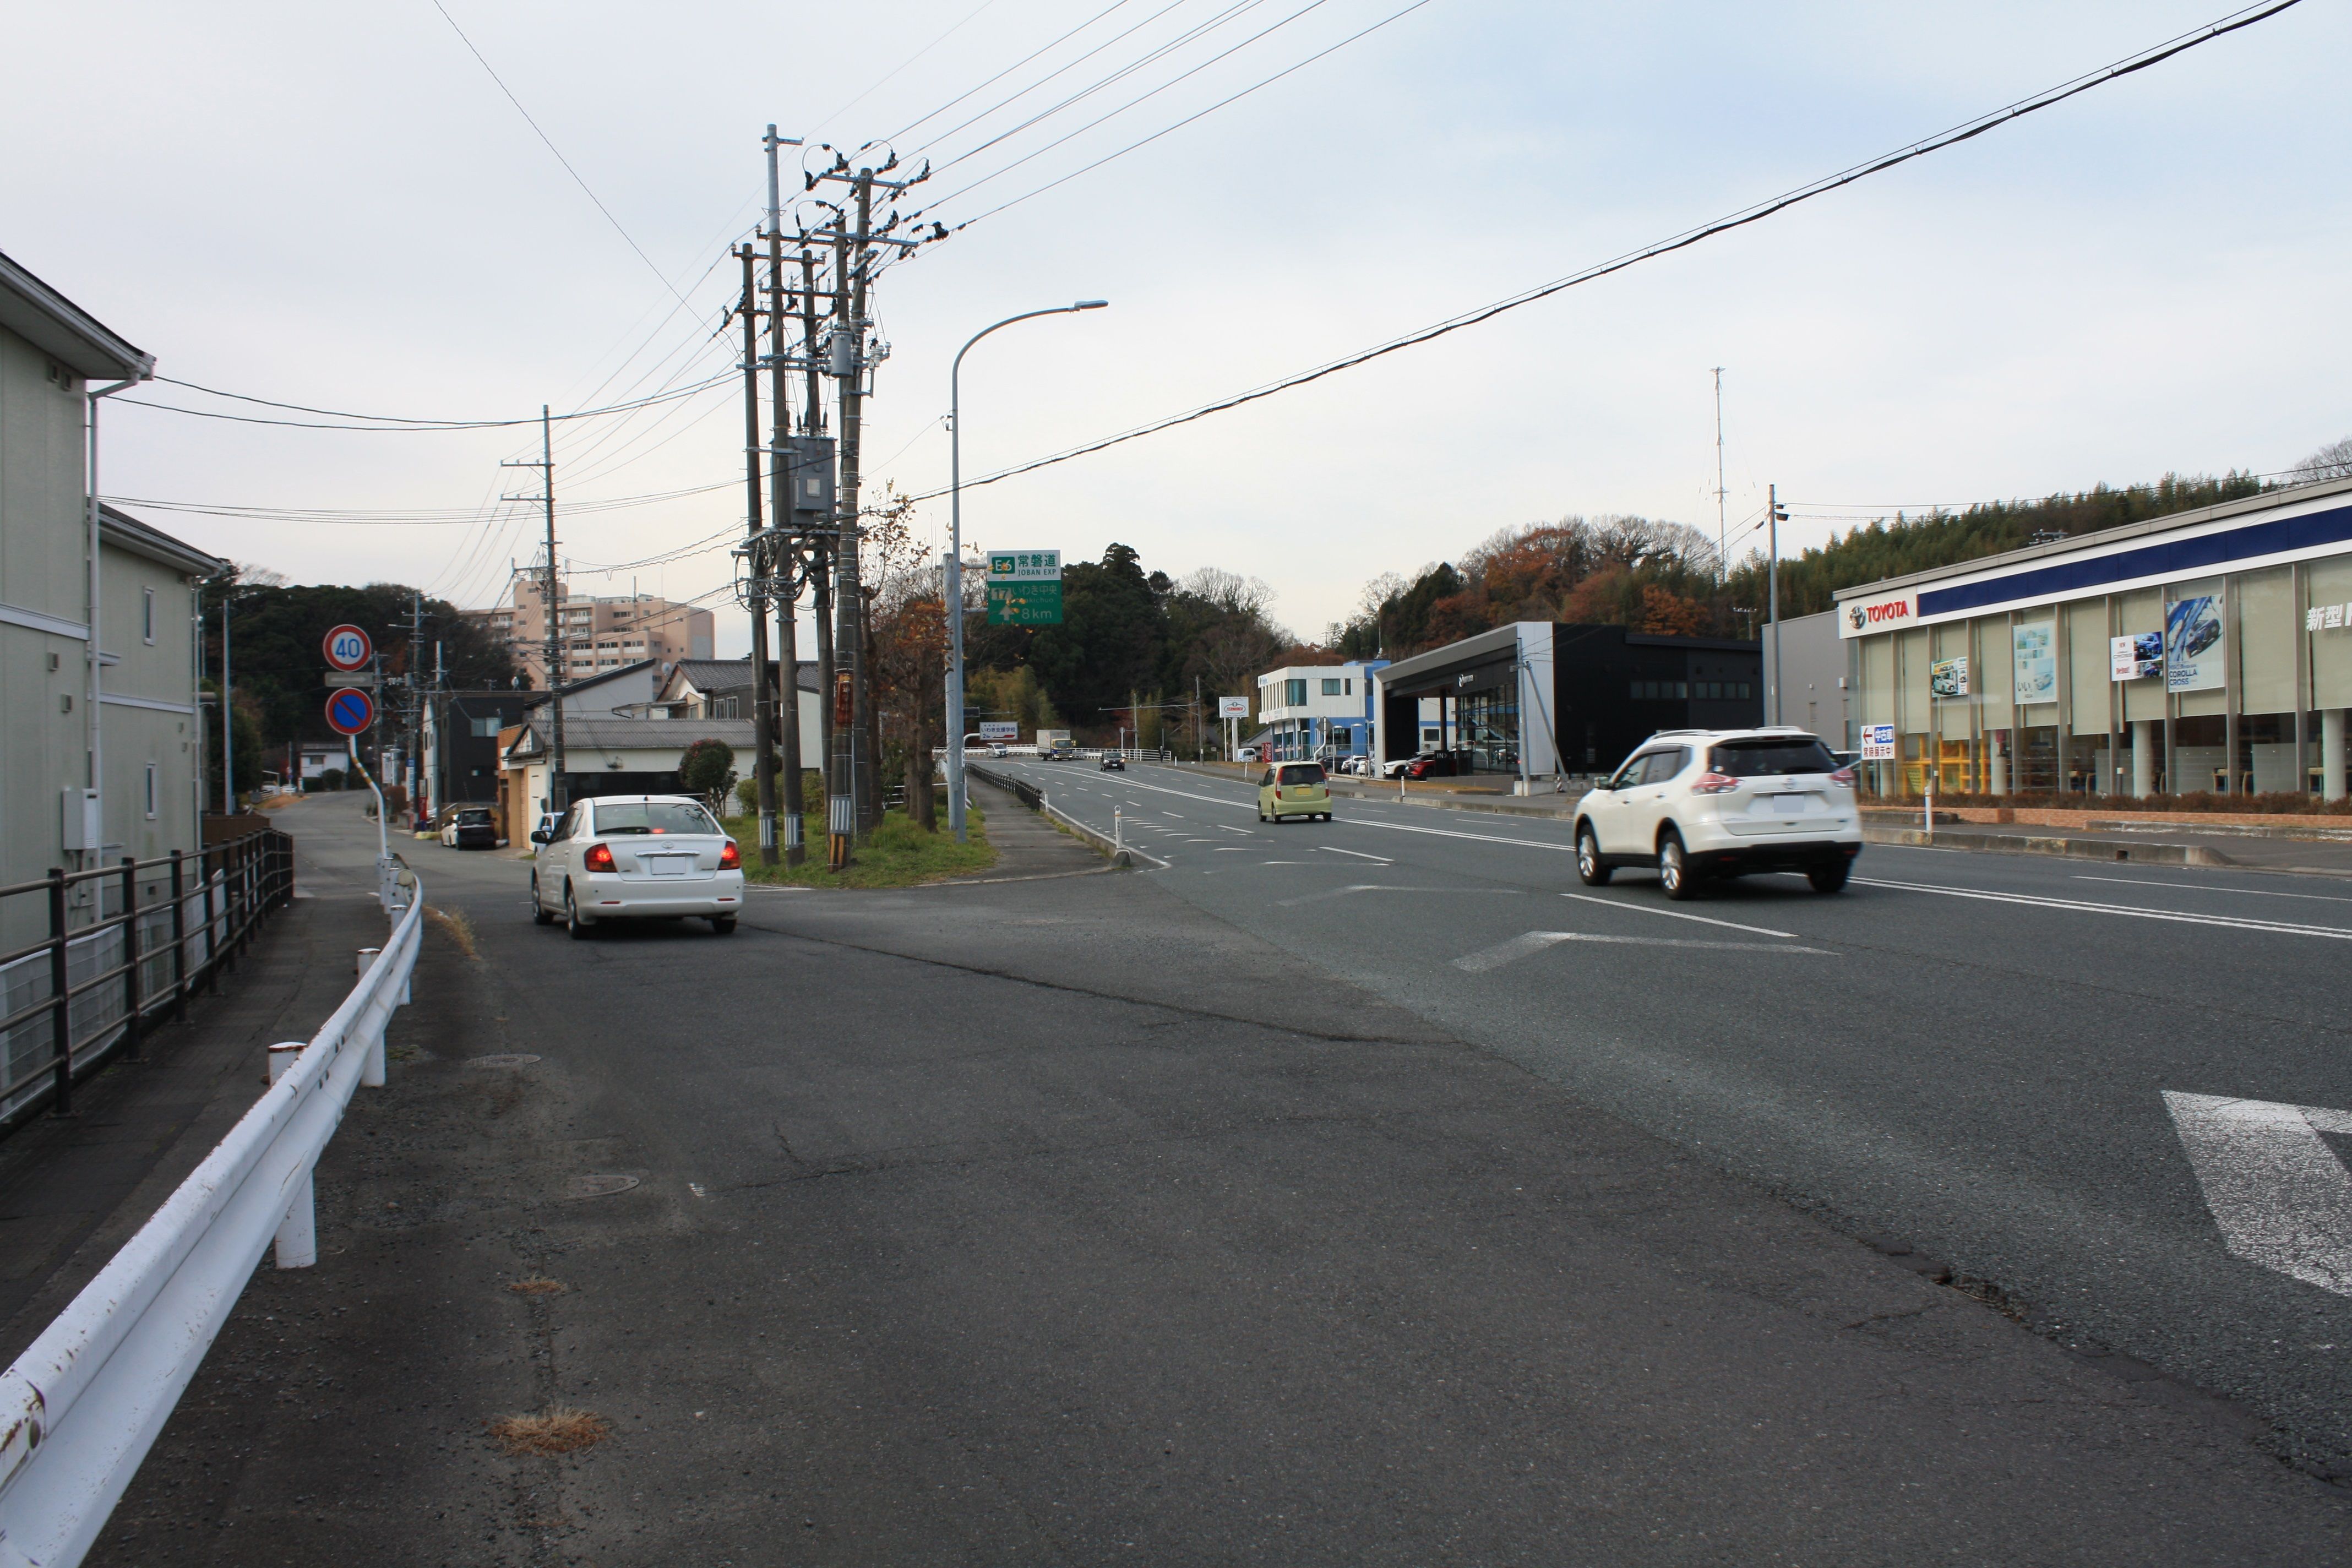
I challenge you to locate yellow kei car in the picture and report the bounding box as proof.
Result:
[1257,761,1332,823]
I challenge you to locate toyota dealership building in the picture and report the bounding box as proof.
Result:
[1833,475,2352,802]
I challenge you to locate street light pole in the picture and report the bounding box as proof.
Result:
[946,298,1108,843]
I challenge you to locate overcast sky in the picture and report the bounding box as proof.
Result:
[8,1,2346,655]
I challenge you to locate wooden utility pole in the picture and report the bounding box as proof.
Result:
[803,243,834,821]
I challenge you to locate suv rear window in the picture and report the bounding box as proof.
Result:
[593,801,720,835]
[1277,764,1326,785]
[1711,737,1837,777]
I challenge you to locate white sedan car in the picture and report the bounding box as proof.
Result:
[530,794,744,937]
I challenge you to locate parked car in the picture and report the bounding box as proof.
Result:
[1403,752,1464,780]
[1234,745,1262,764]
[438,805,497,850]
[1572,727,1860,900]
[1099,754,1125,771]
[1378,756,1417,779]
[530,793,744,937]
[1257,761,1332,823]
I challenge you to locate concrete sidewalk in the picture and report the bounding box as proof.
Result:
[0,821,389,1368]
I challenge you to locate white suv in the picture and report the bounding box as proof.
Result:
[1572,728,1860,899]
[530,794,745,937]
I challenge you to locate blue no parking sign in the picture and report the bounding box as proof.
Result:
[325,687,375,736]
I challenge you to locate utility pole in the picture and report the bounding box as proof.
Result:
[1712,367,1728,583]
[502,409,562,820]
[409,590,426,826]
[766,123,807,864]
[220,591,232,814]
[739,242,781,865]
[802,242,835,815]
[1767,483,1788,726]
[824,210,857,869]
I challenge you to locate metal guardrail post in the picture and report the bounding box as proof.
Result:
[355,949,386,1087]
[264,1043,314,1267]
[118,858,140,1059]
[46,869,71,1118]
[167,850,187,1025]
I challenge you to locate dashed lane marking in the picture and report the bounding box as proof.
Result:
[1454,930,1837,972]
[1320,845,1393,863]
[2073,874,2352,905]
[1280,884,1527,908]
[1558,891,1798,939]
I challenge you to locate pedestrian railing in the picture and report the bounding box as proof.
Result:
[0,831,294,1130]
[0,872,422,1567]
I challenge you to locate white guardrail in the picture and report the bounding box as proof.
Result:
[0,869,423,1567]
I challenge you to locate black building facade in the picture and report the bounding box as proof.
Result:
[1374,622,1763,778]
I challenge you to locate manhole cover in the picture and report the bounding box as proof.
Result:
[469,1054,541,1068]
[564,1173,640,1200]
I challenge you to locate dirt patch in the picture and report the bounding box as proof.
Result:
[489,1406,609,1456]
[508,1277,566,1296]
[426,905,480,960]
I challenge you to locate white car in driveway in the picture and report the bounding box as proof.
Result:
[1572,727,1860,899]
[530,794,745,937]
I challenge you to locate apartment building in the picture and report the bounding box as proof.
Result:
[462,569,712,687]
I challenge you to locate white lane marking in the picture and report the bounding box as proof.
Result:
[1262,861,1313,865]
[1213,846,1251,852]
[1851,876,2352,940]
[2074,875,2352,905]
[1279,884,1527,907]
[1455,930,1837,973]
[1320,845,1394,863]
[1558,891,1797,939]
[1346,818,1577,852]
[1093,776,1258,812]
[689,1183,708,1199]
[2165,1092,2352,1297]
[1215,825,1255,836]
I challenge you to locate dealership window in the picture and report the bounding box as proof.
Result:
[1284,678,1307,706]
[1458,687,1520,774]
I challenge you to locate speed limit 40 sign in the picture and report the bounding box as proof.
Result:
[322,623,373,672]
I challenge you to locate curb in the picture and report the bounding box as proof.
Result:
[1863,825,2233,867]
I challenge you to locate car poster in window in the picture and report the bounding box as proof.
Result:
[1929,656,1969,699]
[2165,596,2223,692]
[2110,632,2163,682]
[2012,622,2057,704]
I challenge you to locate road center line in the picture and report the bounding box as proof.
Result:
[2073,875,2352,905]
[1851,876,2352,939]
[1455,930,1838,972]
[1558,892,1798,939]
[1320,845,1394,863]
[1281,884,1529,907]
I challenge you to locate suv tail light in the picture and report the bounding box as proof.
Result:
[1828,766,1856,788]
[1690,771,1740,795]
[583,842,616,872]
[718,840,741,868]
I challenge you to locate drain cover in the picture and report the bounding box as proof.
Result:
[564,1173,640,1200]
[469,1054,542,1068]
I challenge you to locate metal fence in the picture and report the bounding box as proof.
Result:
[0,831,295,1129]
[0,872,420,1567]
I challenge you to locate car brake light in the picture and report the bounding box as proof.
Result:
[583,842,616,871]
[1273,788,1283,799]
[719,840,741,868]
[1828,765,1856,787]
[1690,771,1740,795]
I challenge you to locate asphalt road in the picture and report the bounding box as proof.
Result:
[992,758,2352,1471]
[89,787,2352,1564]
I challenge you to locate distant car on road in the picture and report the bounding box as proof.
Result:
[1258,761,1331,823]
[1572,727,1859,900]
[530,793,744,937]
[438,806,497,850]
[1099,754,1125,771]
[989,743,1009,757]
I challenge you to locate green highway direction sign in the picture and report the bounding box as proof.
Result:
[986,548,1061,625]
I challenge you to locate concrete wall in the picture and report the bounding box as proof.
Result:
[1763,609,1853,747]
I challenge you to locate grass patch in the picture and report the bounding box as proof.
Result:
[489,1405,609,1456]
[721,805,997,888]
[424,905,479,960]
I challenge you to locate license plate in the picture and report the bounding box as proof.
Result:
[647,856,691,876]
[1771,794,1809,815]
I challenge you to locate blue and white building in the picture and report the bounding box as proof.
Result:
[1255,661,1387,762]
[1836,474,2352,801]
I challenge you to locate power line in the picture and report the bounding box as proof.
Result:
[905,0,2305,504]
[105,477,737,525]
[808,0,1004,138]
[126,373,732,432]
[428,0,689,303]
[929,0,1436,231]
[886,0,1142,144]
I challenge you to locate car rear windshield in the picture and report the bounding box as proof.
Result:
[594,802,719,835]
[455,810,492,824]
[1277,764,1326,785]
[1710,738,1837,777]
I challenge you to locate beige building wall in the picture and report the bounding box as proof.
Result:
[464,571,712,687]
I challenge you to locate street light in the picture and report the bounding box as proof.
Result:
[945,299,1109,843]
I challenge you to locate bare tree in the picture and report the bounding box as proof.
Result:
[2291,435,2352,483]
